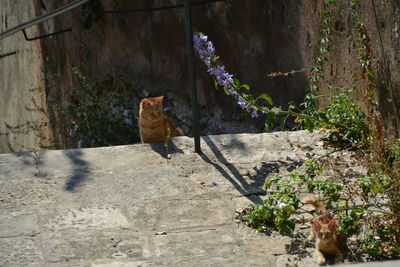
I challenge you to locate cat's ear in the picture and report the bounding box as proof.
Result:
[313,220,322,231]
[156,96,165,102]
[328,218,339,231]
[141,98,151,108]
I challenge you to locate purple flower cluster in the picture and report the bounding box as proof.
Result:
[193,32,263,118]
[123,109,133,126]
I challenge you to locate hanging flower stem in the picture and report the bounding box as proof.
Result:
[193,32,346,131]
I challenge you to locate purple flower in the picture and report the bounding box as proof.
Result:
[194,33,252,113]
[250,110,259,118]
[211,181,218,186]
[123,109,133,126]
[237,96,247,108]
[193,32,271,118]
[274,107,281,115]
[124,119,133,126]
[207,44,215,55]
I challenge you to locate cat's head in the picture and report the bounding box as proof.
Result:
[140,96,164,118]
[313,217,339,240]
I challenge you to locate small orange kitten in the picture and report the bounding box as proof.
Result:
[139,96,184,143]
[305,198,346,265]
[312,215,345,265]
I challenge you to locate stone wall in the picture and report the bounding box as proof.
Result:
[0,1,51,153]
[38,0,309,139]
[1,0,399,153]
[300,0,400,138]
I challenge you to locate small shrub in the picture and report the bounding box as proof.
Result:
[53,67,140,148]
[244,159,400,259]
[324,91,368,144]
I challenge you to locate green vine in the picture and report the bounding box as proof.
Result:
[242,0,400,261]
[351,0,400,258]
[297,0,337,123]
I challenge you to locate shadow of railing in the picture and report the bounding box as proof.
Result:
[11,149,91,192]
[200,136,306,206]
[63,149,91,192]
[200,136,265,205]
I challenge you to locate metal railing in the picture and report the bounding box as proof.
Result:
[102,0,224,14]
[0,0,89,41]
[0,50,17,59]
[0,0,227,153]
[184,0,201,153]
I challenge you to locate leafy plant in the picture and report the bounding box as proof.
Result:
[244,159,399,259]
[245,161,321,234]
[53,67,140,148]
[194,0,400,260]
[194,32,368,145]
[324,90,369,144]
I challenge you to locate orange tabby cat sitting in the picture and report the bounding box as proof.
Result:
[305,198,346,265]
[139,96,184,143]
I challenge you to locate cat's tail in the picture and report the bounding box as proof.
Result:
[303,197,326,214]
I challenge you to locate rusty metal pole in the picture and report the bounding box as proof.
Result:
[183,0,201,153]
[0,0,89,41]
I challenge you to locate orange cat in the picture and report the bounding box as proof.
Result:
[139,96,184,143]
[305,198,346,265]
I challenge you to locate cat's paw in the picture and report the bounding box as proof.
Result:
[317,256,326,265]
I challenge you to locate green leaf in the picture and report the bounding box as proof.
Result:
[233,78,240,87]
[245,94,254,101]
[286,219,296,231]
[223,87,230,95]
[211,55,220,62]
[304,118,315,132]
[318,47,330,54]
[264,120,271,132]
[288,101,296,110]
[320,38,331,44]
[260,93,273,105]
[323,19,333,26]
[214,80,219,90]
[241,84,250,90]
[267,110,277,123]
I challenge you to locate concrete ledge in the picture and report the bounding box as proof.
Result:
[0,131,398,266]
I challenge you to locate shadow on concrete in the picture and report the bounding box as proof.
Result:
[150,142,184,159]
[14,151,47,178]
[15,151,34,165]
[249,161,282,189]
[63,149,91,192]
[200,136,307,205]
[200,136,264,205]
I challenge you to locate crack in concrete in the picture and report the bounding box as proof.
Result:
[158,227,218,234]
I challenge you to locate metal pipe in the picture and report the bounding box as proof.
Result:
[103,0,225,14]
[22,28,71,41]
[0,0,89,41]
[184,0,201,153]
[0,51,17,59]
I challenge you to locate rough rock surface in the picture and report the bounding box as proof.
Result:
[0,1,51,152]
[2,0,400,153]
[1,130,398,266]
